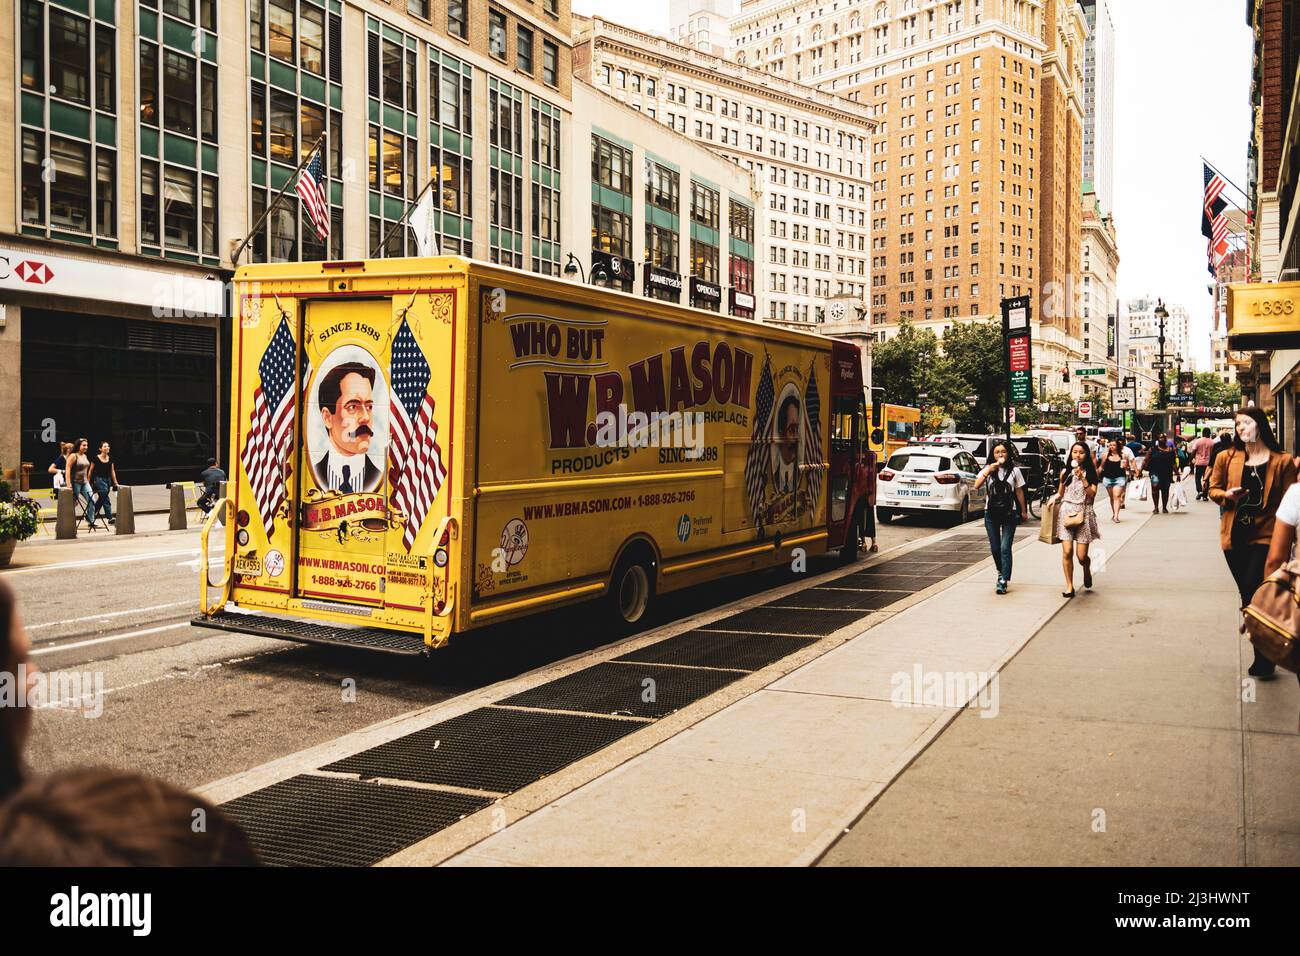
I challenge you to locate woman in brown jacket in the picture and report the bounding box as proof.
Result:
[1208,407,1299,678]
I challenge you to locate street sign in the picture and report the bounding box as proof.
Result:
[1111,387,1137,411]
[1152,361,1172,370]
[1078,400,1093,419]
[1073,366,1106,378]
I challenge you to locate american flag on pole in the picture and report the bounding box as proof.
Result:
[744,351,775,527]
[801,362,825,513]
[1202,163,1228,277]
[296,145,330,241]
[389,317,448,551]
[240,316,298,534]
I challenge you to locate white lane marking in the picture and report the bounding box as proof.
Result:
[4,546,223,576]
[38,645,297,711]
[31,622,193,656]
[27,601,195,631]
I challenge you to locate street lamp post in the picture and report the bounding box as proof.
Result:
[1155,299,1169,409]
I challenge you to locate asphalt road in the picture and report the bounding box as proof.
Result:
[11,515,949,791]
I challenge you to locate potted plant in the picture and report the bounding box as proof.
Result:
[0,480,40,567]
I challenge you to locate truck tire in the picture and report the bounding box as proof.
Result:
[608,552,655,627]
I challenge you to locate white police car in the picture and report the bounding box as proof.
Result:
[875,441,986,525]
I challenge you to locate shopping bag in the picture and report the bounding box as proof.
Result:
[1130,476,1149,500]
[1039,496,1061,545]
[1170,480,1188,510]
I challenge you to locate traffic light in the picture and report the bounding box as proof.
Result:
[1062,369,1069,384]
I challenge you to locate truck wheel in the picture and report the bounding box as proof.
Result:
[608,554,654,626]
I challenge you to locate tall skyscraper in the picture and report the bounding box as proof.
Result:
[670,0,735,56]
[1080,0,1115,215]
[731,0,1087,390]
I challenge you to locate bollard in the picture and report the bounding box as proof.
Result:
[169,484,188,530]
[55,487,77,539]
[218,481,228,526]
[115,485,136,535]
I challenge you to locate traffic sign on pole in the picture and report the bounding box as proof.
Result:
[1111,387,1136,411]
[1073,366,1106,378]
[1078,400,1093,419]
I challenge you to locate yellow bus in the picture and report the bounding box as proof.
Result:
[866,403,922,459]
[194,257,875,653]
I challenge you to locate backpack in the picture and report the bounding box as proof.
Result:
[986,468,1015,517]
[1242,559,1300,673]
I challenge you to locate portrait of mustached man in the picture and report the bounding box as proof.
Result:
[314,361,383,493]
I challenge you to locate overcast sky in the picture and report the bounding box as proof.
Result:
[573,0,1257,369]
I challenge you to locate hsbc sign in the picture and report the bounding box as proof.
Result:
[0,246,223,315]
[12,260,54,284]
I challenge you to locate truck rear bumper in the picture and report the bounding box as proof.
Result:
[193,610,428,655]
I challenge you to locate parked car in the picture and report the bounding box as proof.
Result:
[876,441,986,526]
[919,432,1062,516]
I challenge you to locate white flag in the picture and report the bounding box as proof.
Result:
[408,187,440,257]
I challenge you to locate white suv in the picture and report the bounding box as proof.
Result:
[876,442,986,526]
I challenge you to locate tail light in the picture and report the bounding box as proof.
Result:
[879,469,895,481]
[934,473,960,485]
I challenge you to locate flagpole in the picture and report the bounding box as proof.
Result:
[231,133,326,267]
[370,176,437,257]
[1200,156,1252,207]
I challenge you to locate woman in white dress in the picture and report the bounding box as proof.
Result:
[1055,441,1101,597]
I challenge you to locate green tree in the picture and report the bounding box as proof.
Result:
[871,318,940,408]
[939,319,1006,429]
[1193,371,1241,409]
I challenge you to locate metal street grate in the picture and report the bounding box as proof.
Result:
[614,629,817,671]
[500,661,746,718]
[321,707,644,793]
[219,774,490,867]
[771,587,913,611]
[838,572,946,591]
[193,610,427,654]
[704,606,864,636]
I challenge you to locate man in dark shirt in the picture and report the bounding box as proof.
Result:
[197,459,226,514]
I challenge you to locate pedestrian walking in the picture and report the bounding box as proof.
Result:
[88,440,119,526]
[64,437,96,529]
[1099,439,1129,522]
[1145,433,1177,514]
[1056,441,1101,597]
[1190,427,1215,500]
[973,439,1028,595]
[1209,407,1298,679]
[47,441,72,490]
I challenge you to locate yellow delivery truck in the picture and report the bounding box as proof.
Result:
[194,257,874,653]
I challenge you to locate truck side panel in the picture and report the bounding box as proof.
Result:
[468,278,833,615]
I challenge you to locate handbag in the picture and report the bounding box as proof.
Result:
[1039,495,1061,544]
[1242,559,1300,672]
[1131,476,1149,500]
[1063,509,1085,529]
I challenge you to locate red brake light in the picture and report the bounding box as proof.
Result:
[879,469,894,481]
[934,473,960,484]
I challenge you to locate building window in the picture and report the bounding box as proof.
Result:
[531,97,562,274]
[489,79,524,267]
[592,136,632,195]
[427,46,475,256]
[49,9,90,105]
[448,0,467,40]
[268,0,295,64]
[489,8,508,59]
[300,3,325,75]
[542,39,558,87]
[517,26,534,74]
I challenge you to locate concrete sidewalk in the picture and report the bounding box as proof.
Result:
[443,483,1299,866]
